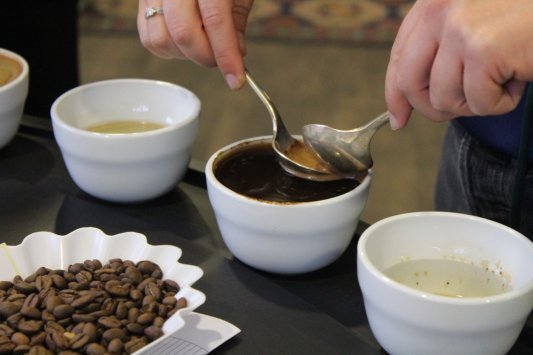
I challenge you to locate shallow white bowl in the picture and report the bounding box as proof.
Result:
[51,79,200,203]
[206,136,371,274]
[0,48,29,149]
[0,227,206,354]
[357,212,533,355]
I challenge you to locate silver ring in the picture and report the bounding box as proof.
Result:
[145,7,164,19]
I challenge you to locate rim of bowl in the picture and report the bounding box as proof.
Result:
[206,135,372,207]
[357,211,533,305]
[50,78,201,140]
[0,48,29,93]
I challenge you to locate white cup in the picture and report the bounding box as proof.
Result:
[51,79,200,203]
[0,48,29,149]
[206,136,371,274]
[357,211,533,355]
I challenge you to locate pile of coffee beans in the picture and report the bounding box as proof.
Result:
[0,258,188,354]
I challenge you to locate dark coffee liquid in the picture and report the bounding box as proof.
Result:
[214,142,361,203]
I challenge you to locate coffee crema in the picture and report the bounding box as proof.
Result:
[214,141,361,203]
[0,54,22,87]
[85,120,166,134]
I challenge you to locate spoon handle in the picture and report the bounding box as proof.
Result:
[244,69,292,142]
[349,111,389,146]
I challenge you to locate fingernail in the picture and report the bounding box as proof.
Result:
[237,31,247,55]
[225,73,244,90]
[389,114,401,130]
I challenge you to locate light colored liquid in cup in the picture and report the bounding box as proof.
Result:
[85,120,166,134]
[385,259,510,298]
[0,54,22,86]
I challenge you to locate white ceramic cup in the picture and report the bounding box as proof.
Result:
[0,48,29,149]
[206,136,371,274]
[357,212,533,355]
[51,79,200,203]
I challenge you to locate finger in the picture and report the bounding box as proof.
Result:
[385,5,423,129]
[139,0,176,58]
[428,39,473,119]
[198,0,247,89]
[464,59,526,116]
[163,0,216,66]
[233,0,255,56]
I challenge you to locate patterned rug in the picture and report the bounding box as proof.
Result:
[79,0,414,44]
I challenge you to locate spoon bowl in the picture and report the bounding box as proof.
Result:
[245,69,342,181]
[303,111,389,176]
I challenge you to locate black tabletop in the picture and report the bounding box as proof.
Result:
[0,116,531,354]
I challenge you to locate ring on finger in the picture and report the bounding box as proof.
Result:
[145,7,164,19]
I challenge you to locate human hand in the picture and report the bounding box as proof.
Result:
[137,0,254,89]
[385,0,533,129]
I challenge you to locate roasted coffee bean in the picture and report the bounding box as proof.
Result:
[97,316,121,329]
[102,327,126,342]
[105,280,131,297]
[62,272,76,283]
[115,301,128,320]
[125,322,144,335]
[35,276,53,292]
[153,316,165,328]
[70,293,96,309]
[68,332,89,350]
[0,301,21,318]
[145,282,162,301]
[71,313,95,323]
[85,342,106,355]
[13,344,31,354]
[144,325,163,341]
[21,306,41,320]
[163,279,180,293]
[107,338,123,353]
[124,337,147,353]
[0,324,14,337]
[124,266,143,285]
[53,305,74,320]
[0,258,188,354]
[129,289,143,303]
[0,335,15,354]
[50,275,67,290]
[162,295,177,307]
[28,345,53,355]
[17,320,43,335]
[29,332,46,346]
[44,295,63,313]
[13,281,37,294]
[75,270,93,284]
[11,331,30,345]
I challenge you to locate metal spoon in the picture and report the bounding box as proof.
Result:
[302,111,390,176]
[245,69,341,181]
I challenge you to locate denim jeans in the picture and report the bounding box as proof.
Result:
[435,122,533,240]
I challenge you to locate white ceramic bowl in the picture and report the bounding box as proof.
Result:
[51,79,200,203]
[0,48,29,149]
[206,136,371,274]
[0,227,206,354]
[357,212,533,355]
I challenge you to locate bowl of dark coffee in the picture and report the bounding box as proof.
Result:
[0,48,29,149]
[206,136,371,274]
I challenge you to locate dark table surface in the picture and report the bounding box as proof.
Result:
[1,116,531,354]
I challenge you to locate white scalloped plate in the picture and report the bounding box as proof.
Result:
[0,227,206,354]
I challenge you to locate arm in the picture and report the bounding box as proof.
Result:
[385,0,533,129]
[137,0,254,89]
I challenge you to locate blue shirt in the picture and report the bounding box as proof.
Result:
[456,83,532,163]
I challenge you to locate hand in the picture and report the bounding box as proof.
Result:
[385,0,533,129]
[137,0,254,89]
